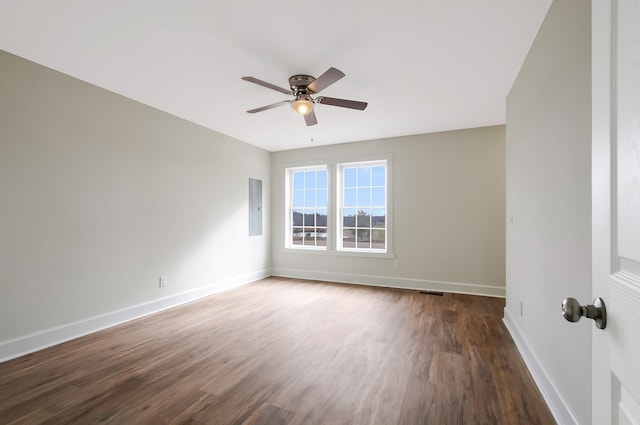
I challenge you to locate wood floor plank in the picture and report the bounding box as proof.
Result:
[0,277,556,424]
[241,403,296,425]
[6,408,53,425]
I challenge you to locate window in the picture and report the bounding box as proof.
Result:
[284,158,390,255]
[286,166,328,249]
[337,160,387,252]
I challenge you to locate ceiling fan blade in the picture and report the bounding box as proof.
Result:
[307,67,345,94]
[316,96,368,111]
[304,110,318,126]
[242,76,291,95]
[247,100,290,113]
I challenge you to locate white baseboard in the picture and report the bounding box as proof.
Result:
[271,267,505,298]
[503,308,580,425]
[0,269,270,363]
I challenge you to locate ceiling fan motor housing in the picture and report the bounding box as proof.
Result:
[289,75,315,93]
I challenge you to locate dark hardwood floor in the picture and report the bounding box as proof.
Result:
[0,277,555,424]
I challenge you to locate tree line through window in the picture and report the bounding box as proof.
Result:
[287,160,387,253]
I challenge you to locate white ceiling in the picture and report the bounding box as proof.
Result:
[0,0,551,152]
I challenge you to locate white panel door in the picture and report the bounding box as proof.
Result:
[592,1,640,424]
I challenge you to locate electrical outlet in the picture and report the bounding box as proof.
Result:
[159,276,168,288]
[520,301,524,316]
[394,261,400,270]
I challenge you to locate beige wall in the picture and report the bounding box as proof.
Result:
[0,51,271,359]
[271,126,506,296]
[505,0,591,424]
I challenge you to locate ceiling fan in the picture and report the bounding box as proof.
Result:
[242,67,367,126]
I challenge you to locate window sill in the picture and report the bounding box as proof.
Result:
[282,247,395,259]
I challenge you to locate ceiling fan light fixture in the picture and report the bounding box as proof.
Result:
[292,96,314,115]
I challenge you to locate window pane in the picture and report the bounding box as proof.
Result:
[357,210,371,227]
[357,229,371,245]
[293,171,305,190]
[344,168,357,187]
[317,170,327,189]
[344,188,356,206]
[372,209,386,227]
[317,209,327,226]
[304,190,316,207]
[293,190,304,207]
[357,167,371,186]
[292,227,304,245]
[305,170,317,188]
[371,229,385,249]
[316,227,327,246]
[357,188,371,207]
[372,188,385,206]
[372,166,385,186]
[317,189,327,208]
[343,208,356,227]
[343,229,356,248]
[292,210,303,226]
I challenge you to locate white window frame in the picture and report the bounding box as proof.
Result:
[283,156,393,258]
[336,159,390,254]
[284,165,329,251]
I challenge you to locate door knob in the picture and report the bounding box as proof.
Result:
[562,297,607,329]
